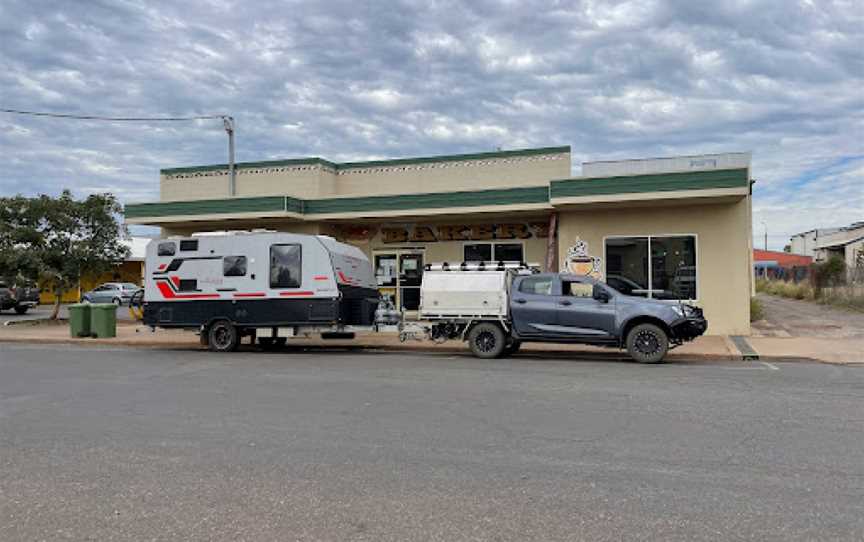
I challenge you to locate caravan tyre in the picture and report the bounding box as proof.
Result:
[208,320,239,352]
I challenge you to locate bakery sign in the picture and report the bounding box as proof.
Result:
[379,222,550,244]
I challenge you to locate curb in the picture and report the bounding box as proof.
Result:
[0,335,738,362]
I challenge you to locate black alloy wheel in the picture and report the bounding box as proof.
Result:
[626,323,669,364]
[467,323,506,359]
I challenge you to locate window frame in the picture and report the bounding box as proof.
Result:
[602,233,699,302]
[462,240,526,263]
[223,256,248,277]
[269,243,302,289]
[179,239,199,252]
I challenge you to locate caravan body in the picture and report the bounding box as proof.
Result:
[143,232,379,335]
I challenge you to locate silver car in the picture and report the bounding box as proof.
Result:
[81,282,141,306]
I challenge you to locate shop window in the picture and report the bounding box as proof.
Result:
[464,244,492,262]
[179,239,198,252]
[223,256,247,277]
[464,243,524,262]
[494,243,524,262]
[519,276,553,295]
[157,242,176,256]
[270,244,302,288]
[605,236,697,300]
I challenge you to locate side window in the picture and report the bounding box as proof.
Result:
[519,276,553,295]
[563,281,593,298]
[223,256,247,277]
[179,239,198,252]
[270,244,301,288]
[157,242,176,256]
[178,279,197,292]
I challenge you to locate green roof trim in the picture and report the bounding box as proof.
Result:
[550,168,749,199]
[304,186,549,214]
[160,146,570,175]
[124,196,286,219]
[125,186,550,220]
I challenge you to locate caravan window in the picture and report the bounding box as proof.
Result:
[270,244,301,288]
[157,242,176,256]
[179,239,198,252]
[223,256,247,277]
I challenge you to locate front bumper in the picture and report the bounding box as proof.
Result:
[670,316,708,341]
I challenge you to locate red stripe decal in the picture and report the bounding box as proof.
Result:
[155,280,219,300]
[157,264,167,271]
[313,275,329,281]
[234,292,266,298]
[170,276,180,288]
[279,291,315,297]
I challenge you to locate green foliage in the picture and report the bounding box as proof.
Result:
[755,278,813,300]
[749,297,764,322]
[0,190,129,315]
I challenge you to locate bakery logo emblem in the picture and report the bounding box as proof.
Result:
[563,238,601,277]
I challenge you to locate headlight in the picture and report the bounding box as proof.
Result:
[672,305,685,317]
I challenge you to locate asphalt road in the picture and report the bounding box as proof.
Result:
[1,345,862,541]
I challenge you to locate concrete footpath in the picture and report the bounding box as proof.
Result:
[0,320,746,361]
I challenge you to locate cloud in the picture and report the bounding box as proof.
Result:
[0,0,861,248]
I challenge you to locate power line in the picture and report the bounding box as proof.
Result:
[0,108,227,122]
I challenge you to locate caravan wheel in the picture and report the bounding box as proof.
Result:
[208,320,239,352]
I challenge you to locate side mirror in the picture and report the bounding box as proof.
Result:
[593,284,610,303]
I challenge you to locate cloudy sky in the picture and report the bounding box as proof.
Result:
[1,0,861,247]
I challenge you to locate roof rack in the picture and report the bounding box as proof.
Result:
[425,261,541,273]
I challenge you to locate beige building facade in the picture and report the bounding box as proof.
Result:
[126,146,754,335]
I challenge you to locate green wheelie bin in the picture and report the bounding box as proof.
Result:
[69,303,92,338]
[90,303,117,338]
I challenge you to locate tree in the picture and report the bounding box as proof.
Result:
[0,190,130,319]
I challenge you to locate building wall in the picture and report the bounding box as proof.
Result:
[557,199,751,335]
[158,151,571,203]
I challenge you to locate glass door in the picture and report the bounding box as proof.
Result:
[373,249,425,311]
[398,252,424,311]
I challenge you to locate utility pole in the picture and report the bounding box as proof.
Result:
[762,221,768,251]
[223,116,236,196]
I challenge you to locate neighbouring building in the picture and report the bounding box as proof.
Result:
[125,146,754,335]
[40,237,149,304]
[753,249,812,280]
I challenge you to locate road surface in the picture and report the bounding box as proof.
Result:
[1,344,862,540]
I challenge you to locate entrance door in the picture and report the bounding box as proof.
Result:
[398,252,423,311]
[373,250,424,311]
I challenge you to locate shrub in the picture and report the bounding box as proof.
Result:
[750,297,764,322]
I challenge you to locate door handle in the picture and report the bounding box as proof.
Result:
[559,300,572,306]
[514,298,526,304]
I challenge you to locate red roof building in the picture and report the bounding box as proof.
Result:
[753,249,812,268]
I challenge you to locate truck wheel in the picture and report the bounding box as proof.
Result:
[208,319,239,352]
[467,323,506,359]
[626,323,669,364]
[14,306,29,315]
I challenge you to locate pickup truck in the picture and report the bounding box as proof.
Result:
[417,263,707,363]
[0,281,40,315]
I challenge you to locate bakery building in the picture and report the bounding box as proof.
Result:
[125,146,754,334]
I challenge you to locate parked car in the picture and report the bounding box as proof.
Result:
[417,263,708,363]
[81,282,141,306]
[0,281,41,314]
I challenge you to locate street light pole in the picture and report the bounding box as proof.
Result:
[761,221,768,251]
[223,116,236,197]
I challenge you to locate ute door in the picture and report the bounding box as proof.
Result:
[556,277,616,339]
[511,274,559,336]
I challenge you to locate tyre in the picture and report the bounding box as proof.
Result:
[14,306,29,315]
[467,323,506,359]
[626,323,669,364]
[112,297,122,306]
[81,297,91,304]
[208,319,240,352]
[502,339,521,357]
